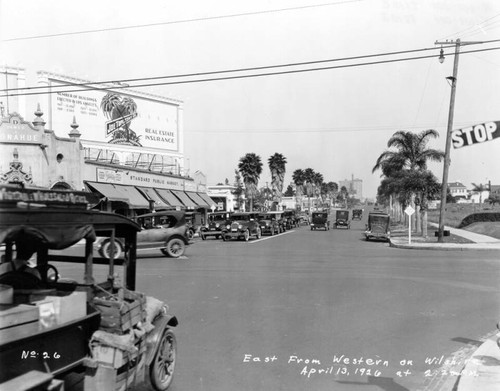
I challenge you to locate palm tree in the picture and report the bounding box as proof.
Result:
[373,129,444,235]
[326,182,338,206]
[303,168,316,211]
[292,169,305,210]
[268,153,287,203]
[471,183,488,208]
[312,172,324,208]
[238,153,263,211]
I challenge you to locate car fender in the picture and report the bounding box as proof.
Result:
[145,313,179,366]
[167,234,190,245]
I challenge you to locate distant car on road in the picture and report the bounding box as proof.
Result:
[221,212,262,241]
[352,209,363,220]
[310,212,330,231]
[365,211,390,241]
[334,210,351,229]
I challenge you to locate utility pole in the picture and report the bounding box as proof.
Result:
[434,38,481,242]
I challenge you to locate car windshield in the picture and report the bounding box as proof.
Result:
[209,214,226,222]
[337,211,348,218]
[229,214,249,221]
[369,215,389,225]
[259,214,273,220]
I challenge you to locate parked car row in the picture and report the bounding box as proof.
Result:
[200,210,301,242]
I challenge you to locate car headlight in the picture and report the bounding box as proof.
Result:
[238,224,243,230]
[226,224,230,229]
[216,223,220,228]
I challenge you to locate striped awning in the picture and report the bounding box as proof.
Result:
[155,189,184,207]
[186,192,210,208]
[86,182,150,208]
[137,187,170,209]
[171,190,198,208]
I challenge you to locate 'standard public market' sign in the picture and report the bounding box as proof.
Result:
[452,121,499,149]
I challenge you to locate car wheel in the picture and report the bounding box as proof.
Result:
[270,227,275,236]
[256,228,261,239]
[164,238,185,258]
[149,328,176,391]
[186,229,194,241]
[222,234,227,241]
[243,230,250,241]
[99,239,124,259]
[201,233,206,240]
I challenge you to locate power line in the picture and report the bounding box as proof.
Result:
[2,0,363,42]
[439,13,500,40]
[3,40,498,95]
[2,45,499,99]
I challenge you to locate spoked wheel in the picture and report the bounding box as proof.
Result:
[99,239,124,259]
[243,230,250,241]
[256,228,261,239]
[162,238,185,258]
[149,328,177,391]
[201,233,206,240]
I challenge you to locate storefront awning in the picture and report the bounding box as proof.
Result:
[86,182,150,209]
[199,193,216,208]
[171,190,198,208]
[185,192,210,208]
[85,182,128,203]
[113,184,150,209]
[155,189,184,207]
[137,187,170,210]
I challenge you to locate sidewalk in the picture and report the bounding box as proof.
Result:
[389,223,500,251]
[456,334,500,391]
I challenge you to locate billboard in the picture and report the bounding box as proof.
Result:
[452,121,499,149]
[46,77,181,152]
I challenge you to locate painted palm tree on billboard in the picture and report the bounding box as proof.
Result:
[101,92,141,146]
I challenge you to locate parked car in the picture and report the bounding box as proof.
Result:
[221,212,262,241]
[352,209,363,220]
[268,211,287,233]
[310,212,330,230]
[365,211,390,241]
[258,212,281,235]
[334,210,351,229]
[98,210,190,258]
[200,211,230,240]
[185,211,202,239]
[283,209,299,229]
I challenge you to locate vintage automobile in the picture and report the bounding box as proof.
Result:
[257,212,281,236]
[0,184,178,391]
[98,210,190,259]
[365,211,391,241]
[221,212,262,241]
[310,212,330,231]
[352,209,363,220]
[334,210,351,229]
[283,210,299,230]
[200,211,229,240]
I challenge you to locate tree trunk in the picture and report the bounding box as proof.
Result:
[422,209,428,238]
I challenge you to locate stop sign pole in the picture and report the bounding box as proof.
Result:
[405,206,415,244]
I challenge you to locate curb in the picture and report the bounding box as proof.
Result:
[389,239,500,251]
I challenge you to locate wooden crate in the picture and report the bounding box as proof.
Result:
[92,290,146,334]
[0,304,40,344]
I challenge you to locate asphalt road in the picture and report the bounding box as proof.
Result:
[120,218,500,391]
[55,217,500,391]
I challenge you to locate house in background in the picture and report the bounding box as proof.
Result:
[448,182,468,201]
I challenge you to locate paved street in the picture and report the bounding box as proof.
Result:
[91,217,500,391]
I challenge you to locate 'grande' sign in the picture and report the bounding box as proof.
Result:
[452,121,499,149]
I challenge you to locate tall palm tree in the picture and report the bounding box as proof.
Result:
[268,153,287,203]
[303,168,316,211]
[292,169,305,210]
[312,172,324,208]
[373,129,444,173]
[373,129,444,235]
[326,182,338,205]
[238,153,263,211]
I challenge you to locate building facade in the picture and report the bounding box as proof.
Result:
[0,67,214,216]
[339,175,363,200]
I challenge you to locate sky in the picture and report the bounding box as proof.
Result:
[1,0,500,199]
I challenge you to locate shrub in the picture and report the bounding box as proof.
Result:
[458,212,500,228]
